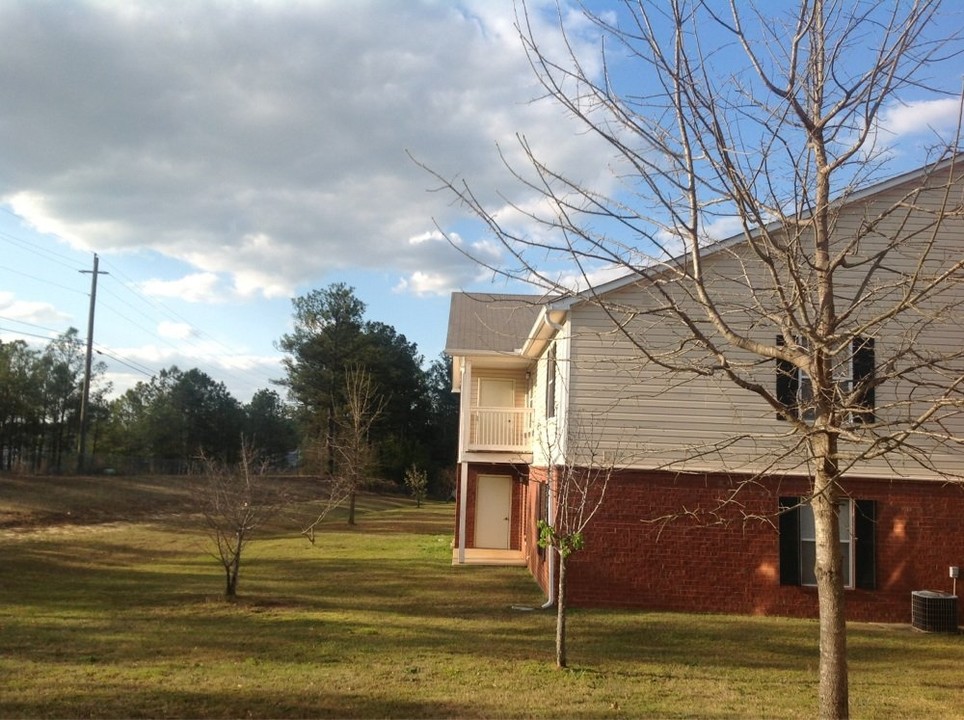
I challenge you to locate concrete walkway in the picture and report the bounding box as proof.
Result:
[452,548,527,566]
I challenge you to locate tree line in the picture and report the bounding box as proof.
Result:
[0,283,457,495]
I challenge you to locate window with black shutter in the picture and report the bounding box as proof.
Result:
[775,335,799,420]
[775,335,876,423]
[851,337,875,424]
[778,496,877,589]
[854,499,877,589]
[546,343,557,419]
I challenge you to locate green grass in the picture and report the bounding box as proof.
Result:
[0,475,962,718]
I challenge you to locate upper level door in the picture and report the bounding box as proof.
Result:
[479,378,515,407]
[476,378,518,448]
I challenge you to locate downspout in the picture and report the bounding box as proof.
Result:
[457,360,470,564]
[541,310,564,608]
[544,311,564,333]
[541,477,556,608]
[458,463,468,564]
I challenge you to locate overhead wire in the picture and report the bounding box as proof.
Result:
[98,256,281,391]
[0,217,88,272]
[92,344,156,379]
[0,325,65,343]
[0,210,280,399]
[0,315,79,342]
[0,264,89,297]
[0,314,155,376]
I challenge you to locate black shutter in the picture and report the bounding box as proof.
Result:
[776,335,798,420]
[854,499,877,590]
[779,497,801,585]
[852,337,875,424]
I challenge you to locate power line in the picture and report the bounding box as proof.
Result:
[0,222,278,397]
[0,264,88,296]
[98,257,280,390]
[0,226,87,272]
[0,315,71,336]
[92,345,157,379]
[0,325,63,342]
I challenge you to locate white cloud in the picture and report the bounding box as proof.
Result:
[139,273,223,303]
[0,291,73,329]
[0,1,614,301]
[535,263,630,295]
[101,340,284,403]
[408,230,447,246]
[394,271,456,296]
[860,98,964,160]
[878,98,963,139]
[157,321,196,340]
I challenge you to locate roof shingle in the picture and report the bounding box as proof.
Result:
[445,292,546,354]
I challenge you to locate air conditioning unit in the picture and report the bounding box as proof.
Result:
[911,590,959,633]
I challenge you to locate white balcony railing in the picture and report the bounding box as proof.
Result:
[468,407,533,451]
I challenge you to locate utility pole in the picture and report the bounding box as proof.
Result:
[77,253,107,473]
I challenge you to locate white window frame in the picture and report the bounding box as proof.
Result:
[796,338,854,423]
[799,499,854,588]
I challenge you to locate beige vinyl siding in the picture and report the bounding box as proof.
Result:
[470,367,529,410]
[562,168,964,480]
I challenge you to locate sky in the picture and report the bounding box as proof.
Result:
[0,0,961,404]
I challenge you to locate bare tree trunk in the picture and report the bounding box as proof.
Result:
[812,433,848,718]
[326,402,336,478]
[556,549,567,669]
[348,488,357,526]
[225,529,243,597]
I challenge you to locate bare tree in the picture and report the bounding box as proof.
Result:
[196,442,285,598]
[300,366,384,537]
[299,474,354,544]
[300,367,384,537]
[421,1,963,716]
[336,366,384,526]
[536,418,613,669]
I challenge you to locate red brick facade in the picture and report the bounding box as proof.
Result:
[566,470,964,623]
[461,465,964,624]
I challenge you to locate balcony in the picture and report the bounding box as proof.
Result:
[468,406,533,452]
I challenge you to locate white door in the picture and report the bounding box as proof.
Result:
[475,474,512,549]
[477,378,517,447]
[479,378,515,407]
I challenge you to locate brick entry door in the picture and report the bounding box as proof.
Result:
[475,474,512,549]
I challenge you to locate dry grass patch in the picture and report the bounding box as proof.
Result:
[0,474,962,718]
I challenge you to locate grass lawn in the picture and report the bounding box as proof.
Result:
[0,475,962,718]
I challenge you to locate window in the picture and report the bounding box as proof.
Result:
[799,500,852,586]
[546,343,557,419]
[779,497,877,589]
[776,336,875,423]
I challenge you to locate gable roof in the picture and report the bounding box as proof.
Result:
[548,153,964,312]
[445,292,546,356]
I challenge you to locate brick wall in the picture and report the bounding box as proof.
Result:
[526,466,550,592]
[546,469,964,624]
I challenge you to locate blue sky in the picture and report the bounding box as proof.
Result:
[0,0,961,403]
